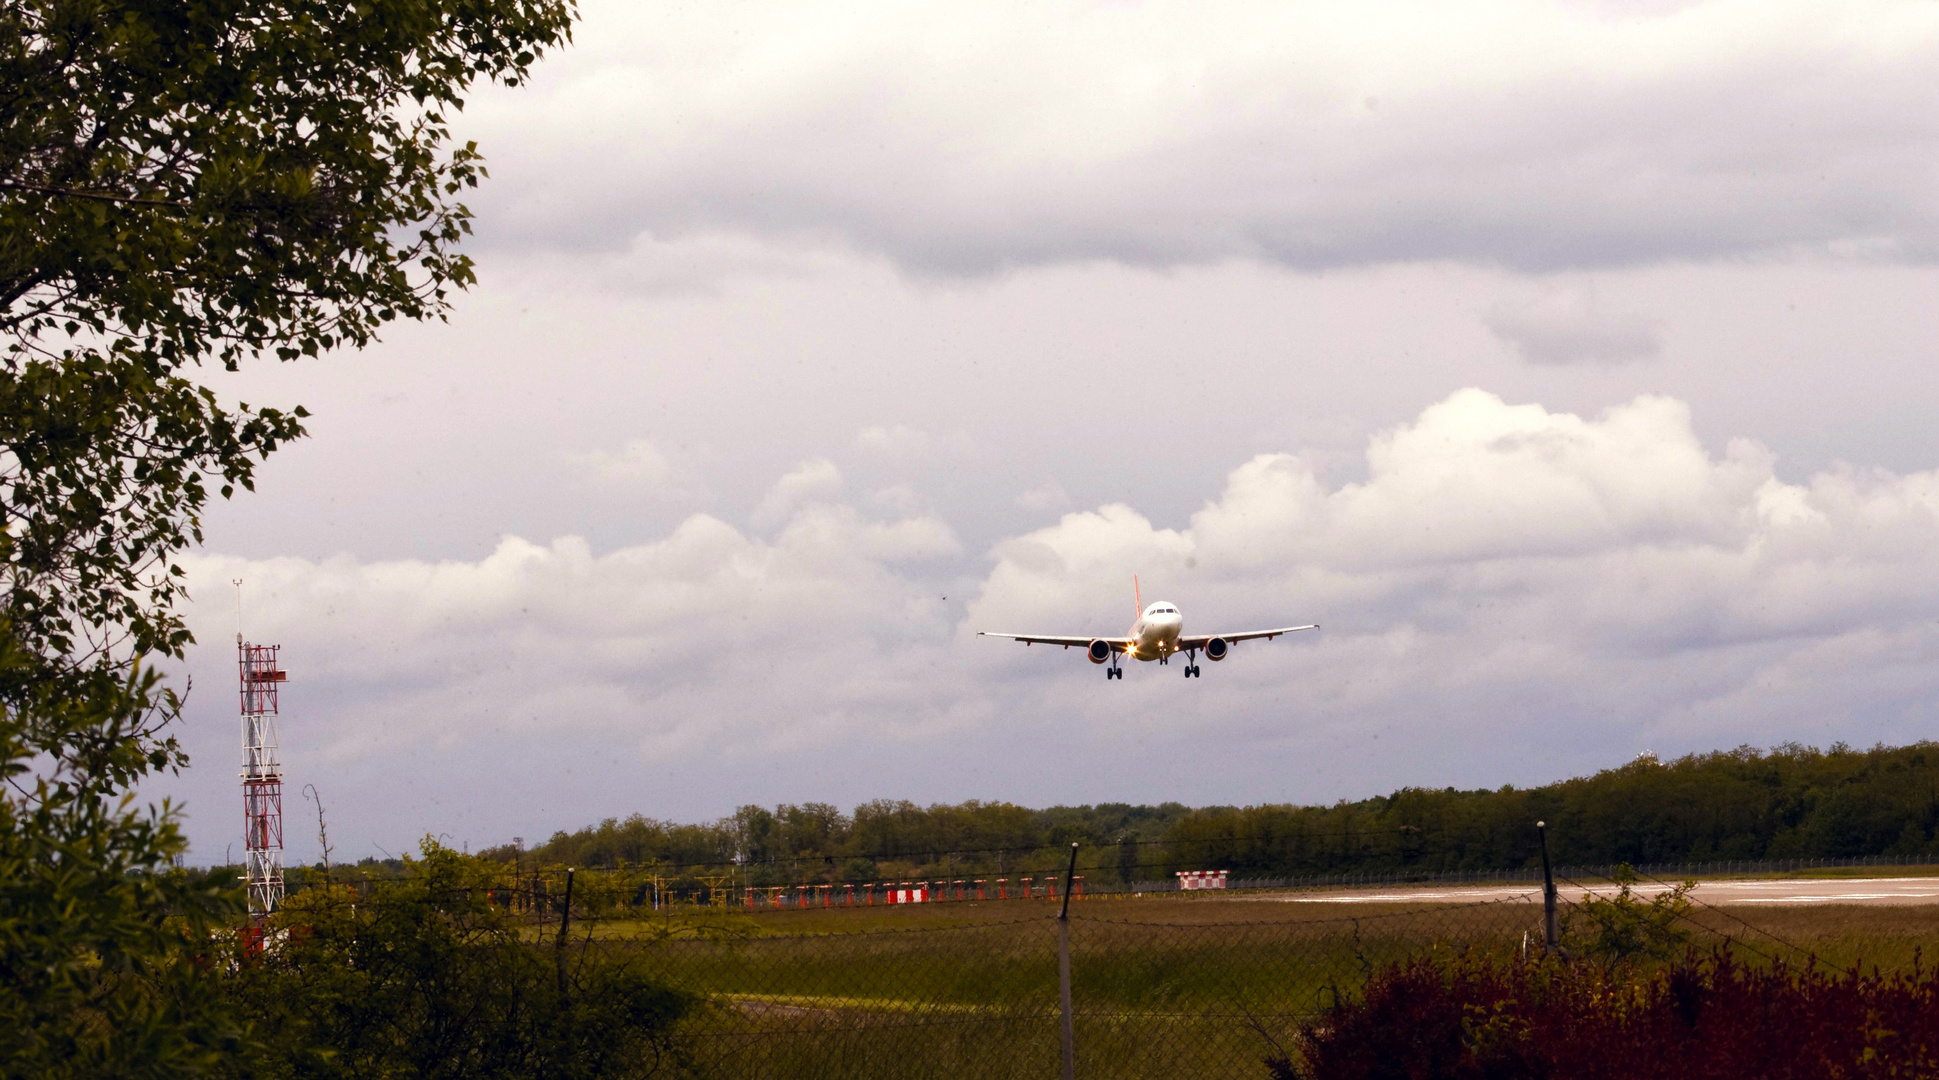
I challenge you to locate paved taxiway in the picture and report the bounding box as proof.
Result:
[1270,877,1939,907]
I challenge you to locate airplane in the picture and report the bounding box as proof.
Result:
[979,578,1316,679]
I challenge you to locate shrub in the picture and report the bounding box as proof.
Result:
[217,842,695,1079]
[1567,864,1696,971]
[1278,951,1939,1080]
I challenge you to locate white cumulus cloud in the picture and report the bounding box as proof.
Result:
[170,389,1939,860]
[970,389,1939,749]
[188,504,966,767]
[750,458,844,527]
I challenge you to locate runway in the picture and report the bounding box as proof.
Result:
[1269,876,1939,907]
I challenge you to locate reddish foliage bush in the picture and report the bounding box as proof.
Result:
[1278,952,1939,1080]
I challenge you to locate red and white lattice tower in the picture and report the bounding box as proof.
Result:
[238,639,288,923]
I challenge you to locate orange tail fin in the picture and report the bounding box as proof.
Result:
[1133,574,1142,619]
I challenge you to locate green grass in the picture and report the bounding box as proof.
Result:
[566,893,1939,1078]
[1672,902,1939,974]
[1751,864,1939,880]
[593,896,1533,1077]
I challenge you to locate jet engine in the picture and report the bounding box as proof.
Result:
[1204,637,1230,661]
[1087,639,1113,664]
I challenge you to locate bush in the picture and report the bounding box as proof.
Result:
[1568,863,1696,970]
[1279,951,1939,1080]
[217,842,695,1079]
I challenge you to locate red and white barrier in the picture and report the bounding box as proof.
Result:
[887,885,928,904]
[1176,870,1229,890]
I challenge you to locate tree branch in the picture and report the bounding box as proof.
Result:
[0,182,186,209]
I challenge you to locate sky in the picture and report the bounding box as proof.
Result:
[154,0,1939,865]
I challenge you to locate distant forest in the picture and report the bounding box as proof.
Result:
[482,742,1939,888]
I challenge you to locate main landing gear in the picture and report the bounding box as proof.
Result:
[1183,648,1201,678]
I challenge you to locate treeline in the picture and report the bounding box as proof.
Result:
[486,742,1939,887]
[480,800,1196,887]
[1169,741,1939,878]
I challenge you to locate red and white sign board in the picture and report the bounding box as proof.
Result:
[1176,871,1229,891]
[887,888,928,904]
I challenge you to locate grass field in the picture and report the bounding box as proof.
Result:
[1741,864,1939,879]
[550,885,1939,1078]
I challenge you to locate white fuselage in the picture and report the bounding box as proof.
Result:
[1127,602,1183,661]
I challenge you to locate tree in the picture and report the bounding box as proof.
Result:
[0,649,242,1076]
[0,0,575,1071]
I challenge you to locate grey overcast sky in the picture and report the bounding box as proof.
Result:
[157,0,1939,863]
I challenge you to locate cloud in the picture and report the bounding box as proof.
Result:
[750,458,843,527]
[1016,479,1070,513]
[970,389,1939,741]
[1486,288,1661,366]
[495,230,858,297]
[174,390,1939,858]
[186,503,966,767]
[564,438,686,489]
[852,425,975,463]
[469,0,1939,273]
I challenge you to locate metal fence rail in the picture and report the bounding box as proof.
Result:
[304,854,1938,913]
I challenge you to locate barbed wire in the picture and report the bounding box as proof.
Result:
[1618,865,1843,976]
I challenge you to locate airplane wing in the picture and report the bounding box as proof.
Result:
[1177,625,1318,649]
[978,632,1133,651]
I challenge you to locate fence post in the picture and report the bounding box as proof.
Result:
[1058,842,1079,1080]
[1537,823,1558,956]
[556,867,576,995]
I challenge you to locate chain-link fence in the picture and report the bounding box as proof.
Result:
[682,871,1939,1075]
[283,855,1939,1077]
[308,853,1939,914]
[600,898,1536,1078]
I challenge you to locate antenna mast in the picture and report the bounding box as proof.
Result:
[237,589,288,943]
